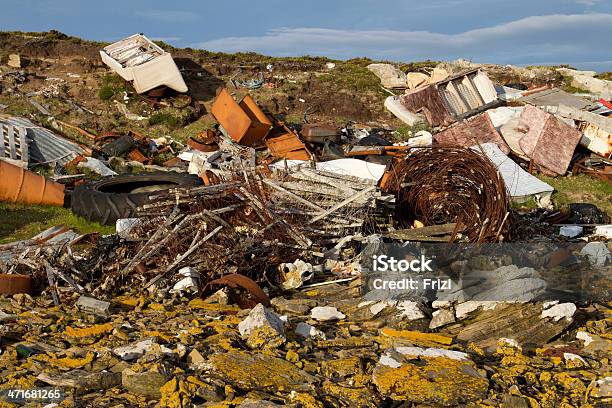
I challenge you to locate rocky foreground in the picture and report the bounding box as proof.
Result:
[0,283,610,407]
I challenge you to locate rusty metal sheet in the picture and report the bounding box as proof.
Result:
[434,113,510,154]
[265,132,311,160]
[519,105,582,176]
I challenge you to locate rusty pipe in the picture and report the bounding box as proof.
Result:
[0,160,65,206]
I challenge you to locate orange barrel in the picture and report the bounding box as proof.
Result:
[0,160,65,206]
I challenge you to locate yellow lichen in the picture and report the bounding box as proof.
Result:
[379,328,453,347]
[64,323,113,338]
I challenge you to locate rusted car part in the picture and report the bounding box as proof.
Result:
[100,33,188,94]
[399,68,499,127]
[572,156,612,183]
[300,124,341,145]
[0,160,65,206]
[70,173,201,225]
[204,274,270,309]
[211,89,273,146]
[384,147,511,243]
[0,274,32,295]
[266,123,312,161]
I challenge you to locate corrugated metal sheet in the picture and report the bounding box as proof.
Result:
[0,117,83,166]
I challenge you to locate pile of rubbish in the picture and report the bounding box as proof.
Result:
[0,33,611,407]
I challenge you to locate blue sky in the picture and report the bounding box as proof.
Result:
[2,0,612,70]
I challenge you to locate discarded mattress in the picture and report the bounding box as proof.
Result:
[1,117,84,166]
[519,105,582,176]
[100,33,188,94]
[474,143,553,204]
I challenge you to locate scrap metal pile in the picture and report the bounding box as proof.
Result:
[384,147,511,242]
[0,32,611,407]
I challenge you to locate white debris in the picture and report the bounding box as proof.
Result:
[594,225,612,239]
[171,267,200,293]
[379,353,402,368]
[576,330,594,346]
[113,339,158,360]
[540,302,576,322]
[395,347,469,361]
[310,306,345,321]
[278,259,314,290]
[542,300,559,309]
[369,301,389,316]
[498,338,522,350]
[563,353,587,364]
[238,303,285,338]
[116,218,143,241]
[396,300,426,320]
[325,62,336,70]
[580,242,611,266]
[560,225,583,238]
[455,301,498,320]
[77,157,117,177]
[295,322,326,340]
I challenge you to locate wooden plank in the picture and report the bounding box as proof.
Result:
[385,223,463,241]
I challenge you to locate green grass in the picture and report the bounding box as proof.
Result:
[595,72,612,81]
[537,174,612,215]
[0,203,114,244]
[393,123,432,141]
[560,75,590,94]
[148,112,183,129]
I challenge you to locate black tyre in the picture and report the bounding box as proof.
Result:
[70,173,201,225]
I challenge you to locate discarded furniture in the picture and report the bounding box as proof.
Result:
[399,69,499,127]
[100,33,188,94]
[211,89,273,146]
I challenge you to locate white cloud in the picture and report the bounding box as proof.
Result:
[137,10,198,22]
[193,14,612,68]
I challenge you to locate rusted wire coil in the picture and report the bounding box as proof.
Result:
[386,147,511,242]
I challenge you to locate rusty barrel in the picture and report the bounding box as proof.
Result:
[0,160,65,206]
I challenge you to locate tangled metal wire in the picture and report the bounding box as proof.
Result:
[386,146,512,242]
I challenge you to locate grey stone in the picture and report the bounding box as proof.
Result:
[37,370,121,390]
[121,368,170,399]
